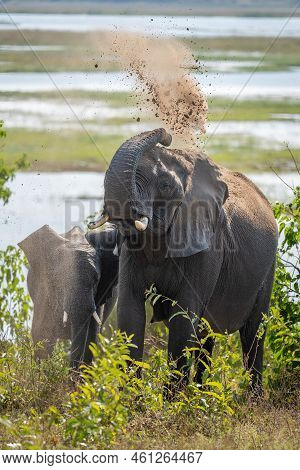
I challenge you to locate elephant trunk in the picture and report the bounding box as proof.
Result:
[104,128,172,219]
[69,315,90,369]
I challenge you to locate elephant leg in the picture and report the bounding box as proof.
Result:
[82,316,99,365]
[117,286,146,363]
[239,264,275,396]
[194,335,214,385]
[167,309,199,393]
[239,317,265,397]
[117,256,146,364]
[166,252,222,396]
[82,300,112,363]
[100,286,118,331]
[70,316,90,369]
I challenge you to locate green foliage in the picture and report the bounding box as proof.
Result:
[264,183,300,397]
[64,332,137,448]
[0,177,298,449]
[54,327,241,449]
[272,185,299,324]
[0,332,70,449]
[0,246,32,338]
[0,334,69,414]
[0,121,28,205]
[146,290,249,417]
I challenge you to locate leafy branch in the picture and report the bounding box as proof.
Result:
[0,121,29,205]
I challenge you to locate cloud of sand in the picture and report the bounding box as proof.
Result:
[94,32,208,145]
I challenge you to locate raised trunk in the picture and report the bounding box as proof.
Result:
[104,128,172,218]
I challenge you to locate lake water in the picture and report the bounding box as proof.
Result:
[1,171,299,250]
[0,14,299,38]
[1,69,300,99]
[0,13,299,253]
[1,97,300,147]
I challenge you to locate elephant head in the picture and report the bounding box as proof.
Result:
[18,224,119,367]
[91,128,228,258]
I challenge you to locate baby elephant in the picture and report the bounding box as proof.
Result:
[19,224,119,368]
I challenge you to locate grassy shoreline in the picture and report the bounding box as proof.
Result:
[3,127,299,173]
[1,29,299,173]
[1,30,300,73]
[2,92,300,173]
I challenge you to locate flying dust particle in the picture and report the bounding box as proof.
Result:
[93,32,208,146]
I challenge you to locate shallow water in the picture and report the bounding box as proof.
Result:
[1,171,299,249]
[1,69,300,99]
[0,14,299,38]
[0,45,64,51]
[0,71,131,92]
[206,121,300,147]
[204,60,260,72]
[0,98,136,128]
[1,97,299,147]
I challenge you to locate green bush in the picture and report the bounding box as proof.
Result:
[64,331,138,448]
[0,121,31,338]
[55,327,239,449]
[264,184,300,399]
[0,121,28,205]
[0,334,69,414]
[0,146,298,448]
[0,246,32,338]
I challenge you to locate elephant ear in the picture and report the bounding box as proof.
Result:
[86,226,120,255]
[166,156,228,258]
[63,226,89,245]
[18,224,66,269]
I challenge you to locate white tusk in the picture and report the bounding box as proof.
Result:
[63,310,68,327]
[93,311,102,325]
[134,216,149,231]
[88,214,109,230]
[113,244,119,256]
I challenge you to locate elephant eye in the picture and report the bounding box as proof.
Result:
[159,179,171,192]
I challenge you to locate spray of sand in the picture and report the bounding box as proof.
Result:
[94,32,208,145]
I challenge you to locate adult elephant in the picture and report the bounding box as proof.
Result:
[90,128,278,394]
[19,225,119,368]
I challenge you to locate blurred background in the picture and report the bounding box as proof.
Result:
[1,0,300,247]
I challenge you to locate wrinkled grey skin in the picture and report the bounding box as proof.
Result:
[18,225,119,368]
[101,128,278,394]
